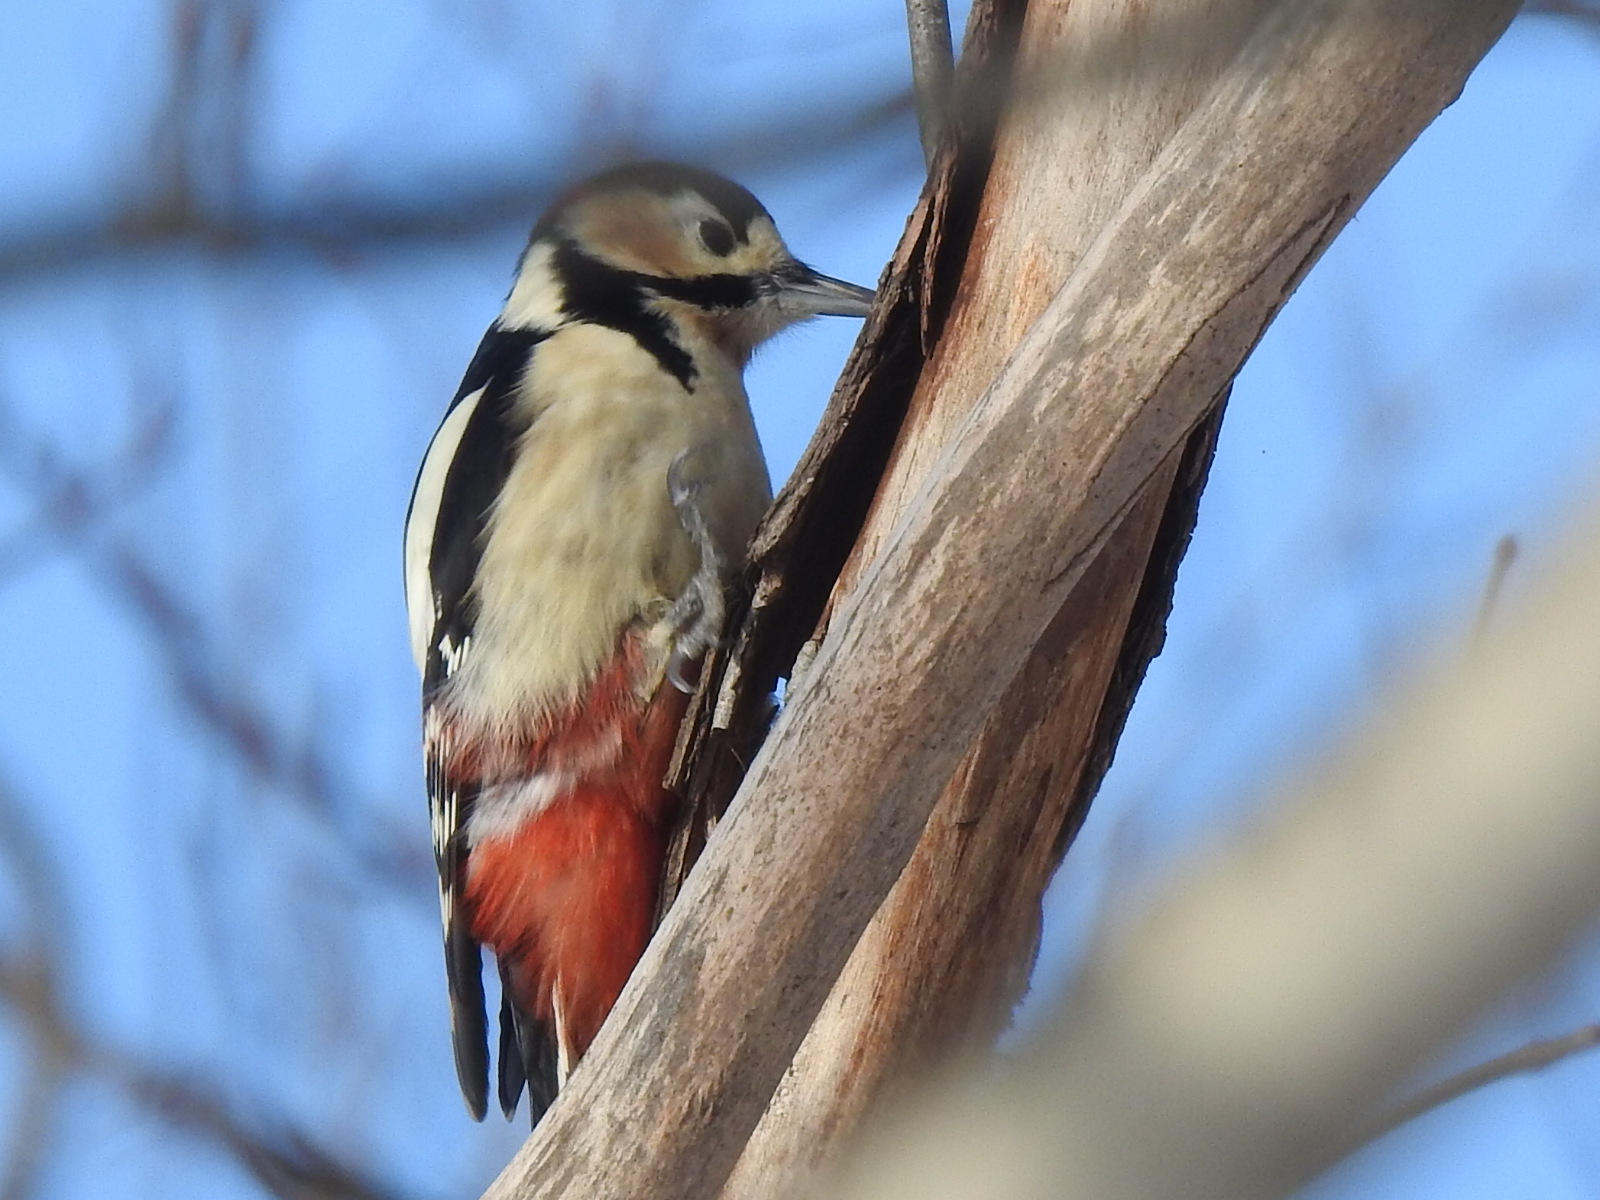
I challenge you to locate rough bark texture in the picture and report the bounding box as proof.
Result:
[661,0,1030,860]
[721,0,1273,1183]
[481,2,1519,1198]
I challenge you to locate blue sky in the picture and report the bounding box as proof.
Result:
[0,3,1597,1198]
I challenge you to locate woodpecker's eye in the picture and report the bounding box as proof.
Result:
[698,218,736,257]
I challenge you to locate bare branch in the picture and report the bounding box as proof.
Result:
[0,762,415,1200]
[829,500,1600,1199]
[1472,533,1518,641]
[104,1056,423,1200]
[0,399,431,899]
[906,0,957,166]
[0,385,176,587]
[0,768,74,1200]
[1363,1023,1600,1146]
[728,0,1261,1179]
[0,1043,67,1200]
[1523,0,1600,31]
[0,87,915,286]
[0,970,425,1200]
[100,539,432,895]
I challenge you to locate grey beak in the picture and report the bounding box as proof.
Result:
[773,261,876,319]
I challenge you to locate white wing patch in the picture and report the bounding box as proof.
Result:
[424,705,460,939]
[466,772,573,847]
[405,384,488,672]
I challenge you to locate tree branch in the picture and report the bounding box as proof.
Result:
[1524,0,1600,31]
[830,501,1600,1200]
[0,88,916,285]
[481,2,1520,1197]
[0,766,414,1200]
[906,0,957,165]
[0,402,432,898]
[1363,1023,1600,1145]
[725,0,1265,1180]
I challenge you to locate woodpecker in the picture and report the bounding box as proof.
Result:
[403,162,874,1123]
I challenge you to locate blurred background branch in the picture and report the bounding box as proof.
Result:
[1526,0,1600,33]
[831,501,1600,1200]
[0,767,414,1200]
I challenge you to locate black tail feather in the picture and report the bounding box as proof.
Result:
[495,979,527,1118]
[446,920,489,1121]
[497,960,560,1126]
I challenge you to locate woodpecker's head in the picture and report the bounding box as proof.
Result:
[501,162,874,366]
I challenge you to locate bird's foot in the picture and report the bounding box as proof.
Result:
[665,450,727,693]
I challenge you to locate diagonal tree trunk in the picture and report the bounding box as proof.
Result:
[480,2,1521,1197]
[722,0,1285,1184]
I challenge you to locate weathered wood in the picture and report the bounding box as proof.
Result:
[906,0,957,165]
[832,504,1600,1200]
[723,0,1276,1186]
[721,464,1180,1199]
[481,1,1518,1196]
[659,0,1027,922]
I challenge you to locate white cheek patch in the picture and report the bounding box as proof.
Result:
[502,242,566,330]
[405,385,487,672]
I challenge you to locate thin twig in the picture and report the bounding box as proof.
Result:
[1360,1023,1600,1145]
[0,404,432,898]
[906,0,956,166]
[1472,534,1518,642]
[1524,0,1600,31]
[0,958,424,1200]
[0,87,916,285]
[0,772,73,1200]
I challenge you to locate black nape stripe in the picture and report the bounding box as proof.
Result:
[552,241,699,391]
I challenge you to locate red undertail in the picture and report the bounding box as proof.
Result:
[461,638,688,1068]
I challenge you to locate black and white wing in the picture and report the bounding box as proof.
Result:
[404,324,547,1120]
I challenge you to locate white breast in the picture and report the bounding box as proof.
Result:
[442,323,771,731]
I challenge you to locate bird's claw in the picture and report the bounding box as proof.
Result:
[665,448,726,694]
